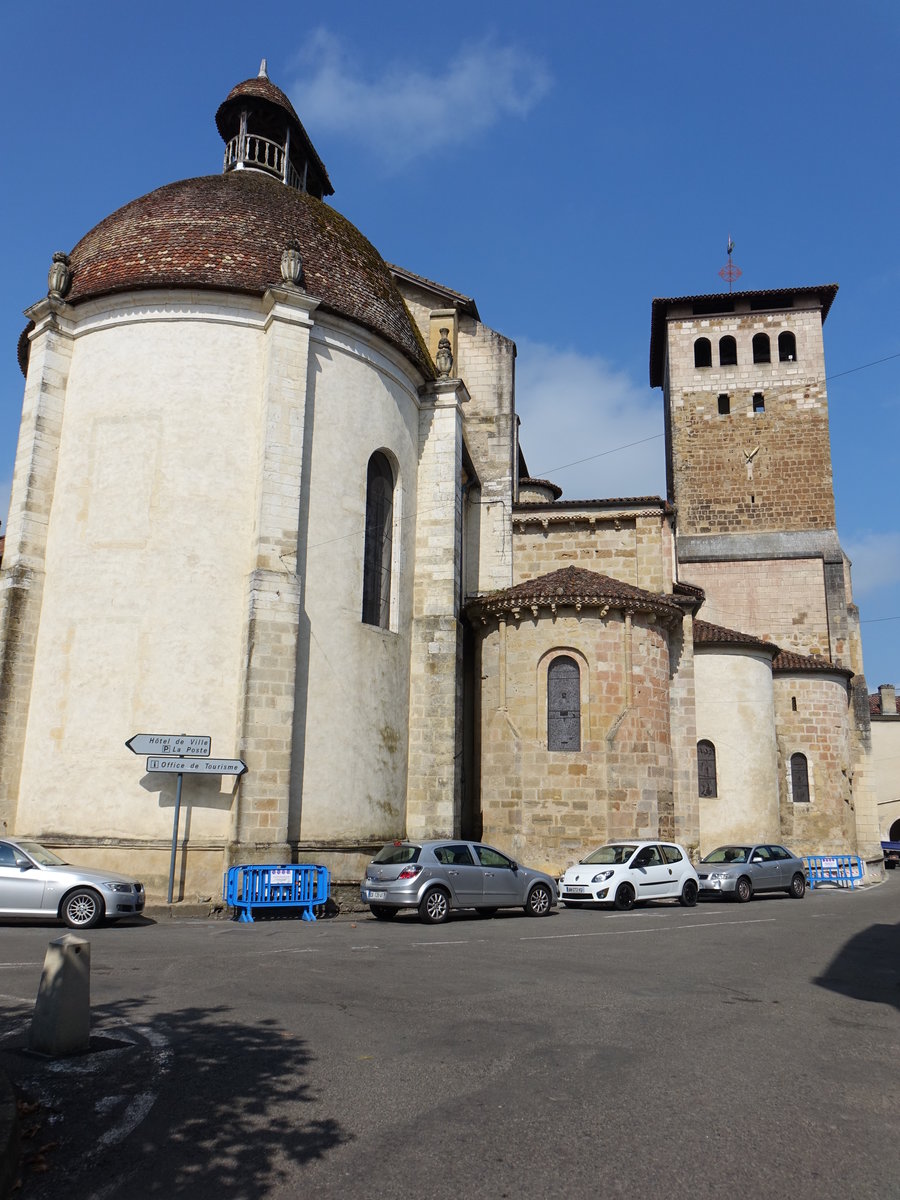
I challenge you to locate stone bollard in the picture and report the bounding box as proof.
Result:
[29,933,91,1056]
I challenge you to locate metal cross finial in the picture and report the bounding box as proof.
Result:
[718,234,742,292]
[258,58,269,79]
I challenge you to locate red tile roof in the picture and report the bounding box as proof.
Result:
[772,649,851,675]
[55,172,431,377]
[870,691,900,715]
[467,565,684,621]
[693,619,776,653]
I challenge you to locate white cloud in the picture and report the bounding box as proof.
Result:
[287,30,551,168]
[514,339,666,502]
[844,530,900,597]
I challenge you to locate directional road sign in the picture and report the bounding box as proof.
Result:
[146,757,247,776]
[127,734,211,757]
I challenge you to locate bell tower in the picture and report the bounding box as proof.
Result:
[648,284,858,670]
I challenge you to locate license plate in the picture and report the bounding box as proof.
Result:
[367,891,386,901]
[567,885,588,894]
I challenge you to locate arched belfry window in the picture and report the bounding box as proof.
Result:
[790,752,810,803]
[694,338,712,368]
[752,333,771,363]
[778,331,797,362]
[719,336,737,366]
[361,451,394,628]
[697,740,717,798]
[547,656,581,751]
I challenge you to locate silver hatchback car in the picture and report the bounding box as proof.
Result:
[0,838,145,928]
[360,840,558,923]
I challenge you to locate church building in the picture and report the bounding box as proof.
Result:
[0,66,881,900]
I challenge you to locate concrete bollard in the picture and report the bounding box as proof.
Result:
[29,933,91,1056]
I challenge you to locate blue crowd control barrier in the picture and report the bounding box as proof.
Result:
[804,855,863,890]
[224,863,330,923]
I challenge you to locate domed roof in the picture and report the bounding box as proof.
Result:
[63,171,432,376]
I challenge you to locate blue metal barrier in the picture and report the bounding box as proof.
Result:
[224,863,330,923]
[804,855,863,890]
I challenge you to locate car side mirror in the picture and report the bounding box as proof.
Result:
[17,861,34,871]
[510,861,518,871]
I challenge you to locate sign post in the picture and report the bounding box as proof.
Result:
[127,734,247,904]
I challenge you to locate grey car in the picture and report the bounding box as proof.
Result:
[697,843,807,902]
[360,839,558,923]
[0,838,145,929]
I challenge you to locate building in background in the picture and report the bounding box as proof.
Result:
[0,66,882,900]
[870,685,900,845]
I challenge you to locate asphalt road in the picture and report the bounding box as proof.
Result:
[1,877,899,1200]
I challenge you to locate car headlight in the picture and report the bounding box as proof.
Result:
[591,870,614,883]
[104,882,133,892]
[706,872,727,881]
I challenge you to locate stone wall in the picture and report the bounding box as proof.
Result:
[476,609,675,874]
[773,674,857,854]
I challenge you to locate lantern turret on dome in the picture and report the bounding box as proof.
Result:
[216,59,334,199]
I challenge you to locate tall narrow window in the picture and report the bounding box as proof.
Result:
[697,740,717,797]
[718,393,730,415]
[548,656,580,751]
[361,451,394,627]
[752,333,771,363]
[778,331,797,362]
[694,337,712,368]
[790,752,810,803]
[719,336,737,366]
[752,392,765,413]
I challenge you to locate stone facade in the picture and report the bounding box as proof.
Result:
[0,75,884,902]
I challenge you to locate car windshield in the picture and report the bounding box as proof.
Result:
[582,844,637,866]
[701,846,750,864]
[18,841,67,866]
[372,843,420,865]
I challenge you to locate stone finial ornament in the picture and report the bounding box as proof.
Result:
[258,58,269,79]
[435,327,453,378]
[47,252,72,300]
[280,242,304,287]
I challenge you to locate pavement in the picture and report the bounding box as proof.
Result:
[1,875,895,1198]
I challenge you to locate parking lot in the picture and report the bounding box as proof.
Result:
[2,878,899,1199]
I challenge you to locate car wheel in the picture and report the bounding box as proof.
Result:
[418,888,451,924]
[734,876,753,903]
[62,887,103,929]
[475,907,498,918]
[525,884,552,917]
[679,879,699,907]
[613,883,636,911]
[370,905,397,920]
[788,872,806,899]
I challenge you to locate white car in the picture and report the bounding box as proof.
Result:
[558,840,699,910]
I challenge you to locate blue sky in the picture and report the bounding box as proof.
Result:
[2,1,898,685]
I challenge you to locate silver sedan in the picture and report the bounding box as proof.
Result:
[697,843,807,902]
[0,838,145,928]
[360,839,558,923]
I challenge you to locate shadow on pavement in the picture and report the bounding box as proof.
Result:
[2,995,350,1198]
[814,920,900,1010]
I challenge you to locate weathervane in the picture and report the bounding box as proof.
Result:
[718,236,742,292]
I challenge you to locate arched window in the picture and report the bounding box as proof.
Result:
[790,752,810,803]
[778,331,797,362]
[719,336,737,366]
[694,338,712,368]
[752,333,771,363]
[361,451,394,628]
[697,740,717,797]
[547,656,580,751]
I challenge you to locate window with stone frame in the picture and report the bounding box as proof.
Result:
[752,333,771,363]
[697,739,717,797]
[361,451,394,628]
[790,752,810,803]
[719,335,738,366]
[547,655,581,751]
[778,330,797,362]
[694,337,712,368]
